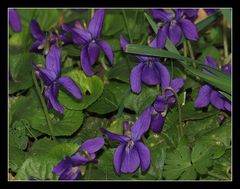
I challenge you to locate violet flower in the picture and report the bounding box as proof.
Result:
[195,56,231,112]
[150,9,199,48]
[182,9,199,21]
[9,9,22,32]
[30,20,71,54]
[32,44,82,114]
[150,78,184,133]
[120,35,170,94]
[100,107,152,174]
[204,8,219,15]
[53,137,104,180]
[62,9,114,76]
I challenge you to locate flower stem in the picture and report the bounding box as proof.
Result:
[223,20,229,59]
[32,70,56,141]
[187,40,196,68]
[163,87,183,141]
[122,9,133,43]
[183,41,188,57]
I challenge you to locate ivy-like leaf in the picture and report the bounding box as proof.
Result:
[58,70,104,111]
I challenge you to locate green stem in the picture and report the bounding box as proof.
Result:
[122,9,133,43]
[91,8,95,19]
[208,171,229,180]
[223,20,229,59]
[32,70,56,141]
[23,122,38,141]
[87,164,92,180]
[115,87,131,118]
[163,87,183,141]
[187,40,196,68]
[183,41,188,57]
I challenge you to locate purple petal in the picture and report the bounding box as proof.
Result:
[130,63,144,94]
[141,64,161,85]
[59,34,72,45]
[74,20,85,30]
[88,9,105,39]
[165,78,184,97]
[178,18,199,41]
[98,40,114,65]
[88,42,100,65]
[204,56,217,68]
[205,9,219,15]
[156,23,169,48]
[59,167,81,180]
[149,37,157,48]
[210,90,225,110]
[153,96,166,112]
[52,156,72,176]
[135,142,151,172]
[30,20,45,40]
[167,96,176,107]
[195,85,212,108]
[62,24,91,45]
[221,63,231,74]
[114,143,126,175]
[154,62,170,89]
[46,45,61,76]
[150,9,173,22]
[120,35,128,51]
[131,107,152,141]
[57,76,82,99]
[174,9,184,20]
[168,22,182,45]
[183,9,199,19]
[100,128,129,142]
[71,154,89,165]
[150,113,165,133]
[45,84,64,114]
[30,40,45,53]
[9,9,22,32]
[31,62,56,85]
[120,147,140,173]
[80,137,105,153]
[224,101,231,112]
[80,46,94,76]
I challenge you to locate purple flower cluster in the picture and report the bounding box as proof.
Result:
[62,9,114,76]
[120,35,170,94]
[150,9,199,48]
[195,56,231,112]
[32,45,82,114]
[52,137,104,180]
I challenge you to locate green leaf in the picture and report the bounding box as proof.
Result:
[87,87,118,114]
[34,9,60,30]
[9,146,26,172]
[10,89,84,136]
[102,13,124,36]
[198,46,221,64]
[163,142,214,180]
[62,45,80,57]
[124,85,159,114]
[58,70,104,110]
[144,12,158,33]
[9,51,33,94]
[85,149,131,180]
[196,10,221,31]
[181,102,218,121]
[9,120,29,150]
[16,138,79,180]
[107,58,134,83]
[221,9,231,23]
[16,156,57,180]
